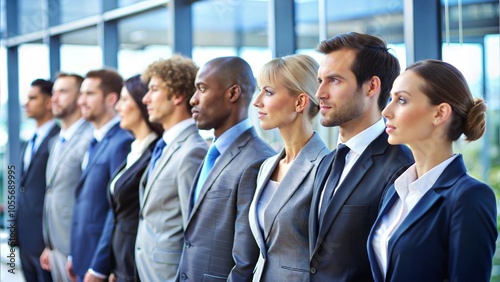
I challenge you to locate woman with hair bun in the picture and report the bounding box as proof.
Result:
[367,59,497,282]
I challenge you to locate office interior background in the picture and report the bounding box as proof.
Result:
[0,0,499,278]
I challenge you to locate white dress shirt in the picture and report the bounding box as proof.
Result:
[371,154,458,278]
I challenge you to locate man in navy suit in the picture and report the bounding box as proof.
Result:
[65,69,133,282]
[18,78,60,282]
[308,32,414,281]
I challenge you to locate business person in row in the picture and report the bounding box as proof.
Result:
[178,56,275,281]
[40,73,93,282]
[249,54,329,281]
[18,78,59,282]
[368,60,497,281]
[97,75,163,282]
[309,32,414,281]
[66,69,134,282]
[135,55,207,282]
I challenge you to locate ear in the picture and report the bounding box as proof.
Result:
[366,76,381,98]
[295,93,309,113]
[433,103,452,125]
[106,92,119,107]
[173,94,184,106]
[227,85,241,103]
[44,95,53,110]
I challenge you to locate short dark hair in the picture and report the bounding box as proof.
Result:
[85,68,123,97]
[31,79,53,97]
[317,32,400,111]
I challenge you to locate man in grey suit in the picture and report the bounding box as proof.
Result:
[178,57,275,281]
[135,55,208,282]
[309,32,414,281]
[39,73,93,282]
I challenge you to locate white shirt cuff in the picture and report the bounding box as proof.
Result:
[88,269,107,279]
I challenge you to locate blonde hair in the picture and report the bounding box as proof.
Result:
[258,54,320,118]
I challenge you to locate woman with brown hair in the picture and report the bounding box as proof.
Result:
[367,59,497,282]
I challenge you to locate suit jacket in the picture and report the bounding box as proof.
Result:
[103,138,158,281]
[43,121,93,256]
[309,132,413,282]
[367,155,497,282]
[249,133,329,282]
[17,123,60,254]
[178,127,275,282]
[70,123,133,277]
[135,124,207,282]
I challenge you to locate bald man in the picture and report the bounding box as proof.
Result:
[178,57,275,281]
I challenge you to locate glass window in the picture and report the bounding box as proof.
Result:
[296,0,319,51]
[61,1,99,24]
[117,8,171,78]
[118,0,146,7]
[60,27,102,75]
[18,0,45,34]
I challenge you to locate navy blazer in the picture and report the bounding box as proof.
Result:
[367,155,497,282]
[309,132,414,282]
[70,123,133,278]
[17,124,60,253]
[104,138,157,280]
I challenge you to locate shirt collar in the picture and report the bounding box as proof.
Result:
[93,115,120,142]
[59,118,85,141]
[33,119,57,146]
[213,118,252,155]
[162,118,195,145]
[339,118,385,155]
[395,154,459,198]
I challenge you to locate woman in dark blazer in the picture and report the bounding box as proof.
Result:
[108,75,163,281]
[249,54,329,281]
[367,60,497,282]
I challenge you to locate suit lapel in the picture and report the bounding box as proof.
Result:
[385,156,466,268]
[249,152,281,257]
[24,124,60,180]
[309,153,333,256]
[313,132,388,255]
[187,128,256,225]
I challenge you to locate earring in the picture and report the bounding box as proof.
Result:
[434,119,438,124]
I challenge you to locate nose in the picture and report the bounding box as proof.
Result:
[382,101,393,119]
[142,91,150,104]
[114,100,121,112]
[190,91,199,106]
[316,82,327,100]
[252,91,263,108]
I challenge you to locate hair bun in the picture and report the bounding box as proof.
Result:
[463,98,487,141]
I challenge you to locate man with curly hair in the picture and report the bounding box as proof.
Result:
[135,55,208,282]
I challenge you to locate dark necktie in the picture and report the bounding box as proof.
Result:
[147,139,167,179]
[193,144,220,203]
[319,144,350,220]
[24,133,38,171]
[30,133,38,160]
[87,137,98,163]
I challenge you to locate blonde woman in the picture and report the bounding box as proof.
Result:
[249,54,329,281]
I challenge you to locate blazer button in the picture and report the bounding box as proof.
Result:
[20,187,25,193]
[139,214,144,220]
[310,267,317,274]
[185,241,191,248]
[180,273,187,280]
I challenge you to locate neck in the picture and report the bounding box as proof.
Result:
[93,112,116,129]
[279,118,314,163]
[162,110,191,131]
[131,121,153,141]
[60,111,82,130]
[339,110,381,143]
[410,140,453,178]
[214,113,248,138]
[36,115,53,128]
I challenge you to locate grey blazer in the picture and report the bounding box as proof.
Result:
[43,120,93,255]
[135,124,208,282]
[178,127,275,282]
[249,133,329,282]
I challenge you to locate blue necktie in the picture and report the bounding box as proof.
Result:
[148,139,167,179]
[319,144,350,220]
[30,133,38,160]
[193,144,220,203]
[24,133,37,171]
[87,137,98,163]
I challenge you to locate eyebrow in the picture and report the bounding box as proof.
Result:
[391,90,411,96]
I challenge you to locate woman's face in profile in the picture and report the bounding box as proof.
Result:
[115,86,143,132]
[253,81,299,131]
[382,70,437,147]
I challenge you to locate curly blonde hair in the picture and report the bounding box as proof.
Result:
[142,54,199,110]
